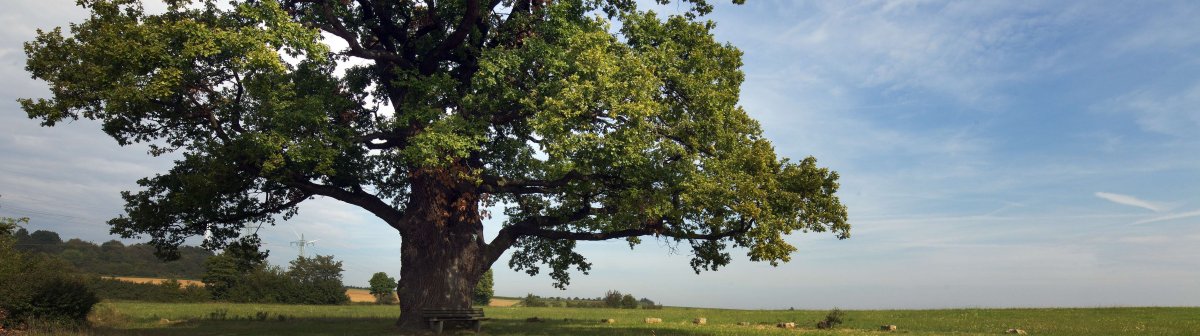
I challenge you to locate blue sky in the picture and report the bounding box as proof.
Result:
[1,1,1198,309]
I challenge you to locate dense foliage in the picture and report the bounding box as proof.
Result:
[0,219,99,330]
[88,278,209,303]
[368,272,397,304]
[11,229,211,279]
[204,254,350,305]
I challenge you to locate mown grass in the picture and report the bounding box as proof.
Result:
[71,301,1200,335]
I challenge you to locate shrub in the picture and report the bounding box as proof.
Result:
[521,294,547,307]
[817,308,845,329]
[89,277,209,303]
[620,294,638,309]
[28,277,99,323]
[0,232,99,329]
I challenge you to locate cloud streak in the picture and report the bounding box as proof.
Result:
[1134,210,1200,225]
[1094,192,1164,212]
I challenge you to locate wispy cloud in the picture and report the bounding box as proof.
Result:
[1094,192,1165,212]
[1107,83,1200,138]
[753,1,1086,106]
[1134,210,1200,225]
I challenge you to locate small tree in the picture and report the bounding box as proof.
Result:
[369,272,397,304]
[0,217,27,236]
[287,255,350,305]
[638,298,657,309]
[619,294,638,309]
[472,269,494,306]
[202,254,240,300]
[603,290,623,308]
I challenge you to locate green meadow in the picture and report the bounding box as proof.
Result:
[62,302,1200,335]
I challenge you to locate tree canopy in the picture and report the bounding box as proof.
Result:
[22,0,848,328]
[369,271,397,304]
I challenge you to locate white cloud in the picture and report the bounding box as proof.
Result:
[1134,209,1200,225]
[1109,83,1200,138]
[754,1,1084,106]
[1094,192,1165,212]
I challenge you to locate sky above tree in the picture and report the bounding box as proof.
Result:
[1,0,1197,309]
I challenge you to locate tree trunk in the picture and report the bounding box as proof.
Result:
[394,167,489,331]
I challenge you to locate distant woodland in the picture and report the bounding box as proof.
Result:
[10,228,211,279]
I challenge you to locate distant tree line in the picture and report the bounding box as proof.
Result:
[521,290,661,309]
[10,228,211,279]
[7,226,350,305]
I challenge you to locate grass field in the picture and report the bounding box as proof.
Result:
[68,302,1200,335]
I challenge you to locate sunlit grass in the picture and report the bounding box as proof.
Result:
[80,302,1200,335]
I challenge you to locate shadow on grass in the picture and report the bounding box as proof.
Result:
[89,317,724,336]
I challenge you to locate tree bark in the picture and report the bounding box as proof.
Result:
[394,167,489,331]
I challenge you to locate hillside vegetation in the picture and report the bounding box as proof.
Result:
[11,228,211,279]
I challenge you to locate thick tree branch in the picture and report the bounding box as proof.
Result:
[478,170,631,195]
[419,0,480,75]
[527,223,751,241]
[313,0,407,63]
[360,128,416,150]
[191,191,309,229]
[286,177,406,231]
[485,215,751,267]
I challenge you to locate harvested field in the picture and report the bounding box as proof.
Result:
[109,277,206,287]
[489,298,519,307]
[108,277,384,303]
[346,288,385,303]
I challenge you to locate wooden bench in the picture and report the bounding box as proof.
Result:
[421,308,489,334]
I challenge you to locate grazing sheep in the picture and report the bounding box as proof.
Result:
[1006,329,1027,335]
[776,322,796,329]
[693,318,707,325]
[881,325,898,331]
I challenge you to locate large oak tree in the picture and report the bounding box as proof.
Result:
[21,0,849,329]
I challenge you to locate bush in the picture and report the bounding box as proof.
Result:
[286,255,350,305]
[89,277,209,303]
[0,236,99,330]
[619,294,638,309]
[521,294,547,307]
[216,255,349,305]
[28,277,98,323]
[816,307,845,329]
